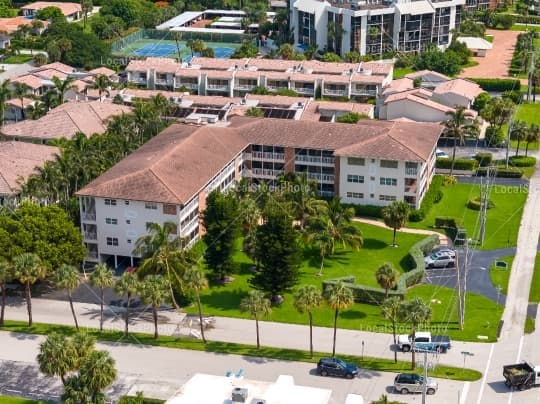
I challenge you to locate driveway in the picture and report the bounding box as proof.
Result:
[459,29,520,79]
[0,62,34,83]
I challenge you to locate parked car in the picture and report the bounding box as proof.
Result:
[317,357,359,379]
[431,246,456,258]
[424,251,455,268]
[394,373,438,395]
[397,331,451,353]
[436,149,448,158]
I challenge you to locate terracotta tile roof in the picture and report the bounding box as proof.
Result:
[11,74,44,89]
[6,97,35,108]
[0,141,59,196]
[322,75,351,84]
[175,68,203,77]
[350,73,385,84]
[316,101,373,116]
[88,67,116,77]
[289,73,318,82]
[121,88,180,100]
[183,95,240,107]
[234,70,263,79]
[245,58,299,71]
[32,62,75,74]
[32,68,68,80]
[262,71,291,80]
[361,61,393,75]
[1,100,131,140]
[405,69,450,81]
[77,125,249,204]
[386,92,479,118]
[126,57,177,73]
[432,78,484,101]
[384,88,433,104]
[383,78,414,95]
[204,69,234,79]
[21,2,82,16]
[0,16,48,34]
[190,57,248,70]
[301,60,360,75]
[245,94,307,107]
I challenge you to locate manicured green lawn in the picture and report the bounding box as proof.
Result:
[511,24,540,32]
[514,103,540,125]
[0,320,482,381]
[393,67,414,79]
[528,252,540,303]
[0,396,47,403]
[489,255,514,296]
[408,182,527,250]
[3,55,33,64]
[525,316,535,334]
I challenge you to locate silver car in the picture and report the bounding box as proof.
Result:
[394,373,438,395]
[424,251,455,268]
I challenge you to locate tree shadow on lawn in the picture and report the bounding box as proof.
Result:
[201,288,247,311]
[363,238,389,250]
[339,309,368,320]
[304,248,352,270]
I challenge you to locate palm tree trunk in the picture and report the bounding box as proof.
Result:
[392,320,397,363]
[332,308,338,357]
[525,142,529,157]
[60,374,65,385]
[125,293,131,336]
[411,327,416,370]
[392,227,397,247]
[308,311,314,358]
[255,316,260,349]
[26,282,32,326]
[99,288,104,331]
[317,254,324,277]
[450,137,458,176]
[516,139,520,156]
[68,291,79,330]
[195,291,206,343]
[0,283,5,327]
[153,306,158,339]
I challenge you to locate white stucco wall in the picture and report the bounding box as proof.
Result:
[385,99,448,122]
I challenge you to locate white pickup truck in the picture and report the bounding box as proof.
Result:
[397,331,451,353]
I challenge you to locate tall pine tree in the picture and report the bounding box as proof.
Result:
[203,190,240,282]
[250,202,301,303]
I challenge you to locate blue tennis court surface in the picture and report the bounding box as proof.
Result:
[133,44,177,57]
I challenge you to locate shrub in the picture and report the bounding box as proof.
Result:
[476,167,523,178]
[475,152,493,167]
[502,90,523,104]
[468,78,521,92]
[515,14,540,25]
[485,126,506,147]
[435,216,458,228]
[488,13,514,30]
[349,204,383,219]
[409,176,444,222]
[442,175,457,186]
[467,197,495,210]
[436,158,478,170]
[508,156,536,167]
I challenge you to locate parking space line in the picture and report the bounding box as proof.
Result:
[476,343,495,404]
[460,381,470,404]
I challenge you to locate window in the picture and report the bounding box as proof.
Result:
[370,193,374,198]
[127,239,132,244]
[347,157,365,166]
[106,237,119,246]
[379,195,397,202]
[370,176,375,181]
[126,219,131,224]
[380,177,397,186]
[380,160,398,168]
[145,202,158,210]
[347,174,364,183]
[163,204,177,215]
[104,199,117,206]
[346,192,364,199]
[124,200,130,205]
[105,218,118,225]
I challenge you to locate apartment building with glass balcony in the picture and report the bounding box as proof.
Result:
[125,56,393,101]
[291,0,466,56]
[77,117,441,266]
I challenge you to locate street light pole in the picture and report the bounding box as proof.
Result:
[422,350,428,404]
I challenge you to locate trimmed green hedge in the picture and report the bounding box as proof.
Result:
[468,78,521,92]
[435,216,458,228]
[119,397,165,404]
[347,204,384,219]
[409,175,444,222]
[509,156,536,167]
[514,14,540,25]
[475,152,493,167]
[467,197,495,210]
[322,234,439,304]
[436,158,478,170]
[476,167,523,178]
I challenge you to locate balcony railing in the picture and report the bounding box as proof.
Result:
[351,88,377,96]
[155,78,172,85]
[323,88,347,96]
[84,231,97,240]
[130,77,147,84]
[207,84,229,91]
[180,215,199,234]
[251,168,284,177]
[293,87,315,95]
[235,83,257,90]
[295,155,335,165]
[86,251,98,260]
[319,190,335,198]
[405,168,418,176]
[307,173,335,182]
[82,212,96,221]
[405,185,417,193]
[175,82,198,89]
[252,151,285,161]
[267,85,288,91]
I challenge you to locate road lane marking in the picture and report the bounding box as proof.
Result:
[460,381,470,404]
[508,335,525,404]
[476,343,495,404]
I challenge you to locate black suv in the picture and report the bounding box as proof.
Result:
[317,357,359,379]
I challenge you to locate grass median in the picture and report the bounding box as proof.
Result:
[0,320,481,382]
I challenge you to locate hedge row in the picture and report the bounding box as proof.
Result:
[467,197,494,210]
[514,14,540,25]
[347,204,384,219]
[118,397,165,404]
[322,234,440,304]
[436,158,478,170]
[468,78,521,92]
[435,216,458,228]
[475,152,493,167]
[409,175,444,222]
[475,167,523,178]
[508,155,536,167]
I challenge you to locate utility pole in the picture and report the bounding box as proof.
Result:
[422,350,428,404]
[456,247,463,330]
[527,50,536,102]
[460,238,468,328]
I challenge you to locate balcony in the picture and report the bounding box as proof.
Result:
[86,251,98,260]
[235,82,257,90]
[351,87,377,96]
[82,212,96,221]
[180,215,199,234]
[323,88,348,96]
[130,76,147,84]
[405,168,418,176]
[207,83,229,91]
[307,173,335,183]
[267,85,288,91]
[155,78,172,85]
[252,151,285,161]
[404,185,417,193]
[319,190,335,198]
[84,231,97,240]
[251,168,284,178]
[295,155,335,165]
[292,86,315,96]
[175,81,198,89]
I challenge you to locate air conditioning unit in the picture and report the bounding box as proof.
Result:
[232,387,248,403]
[251,399,267,404]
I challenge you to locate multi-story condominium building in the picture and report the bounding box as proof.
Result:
[76,118,441,266]
[125,57,393,101]
[290,0,467,56]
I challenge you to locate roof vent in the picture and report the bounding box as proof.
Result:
[232,387,248,403]
[251,400,267,404]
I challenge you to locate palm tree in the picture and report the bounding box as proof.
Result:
[525,123,540,157]
[81,0,93,28]
[325,281,354,357]
[51,76,77,104]
[186,39,205,58]
[278,43,294,60]
[134,221,196,309]
[402,297,432,369]
[511,120,528,156]
[376,263,399,298]
[0,79,11,125]
[139,275,170,339]
[381,297,404,363]
[89,263,115,331]
[87,74,112,101]
[12,253,47,326]
[240,290,271,349]
[293,284,322,358]
[12,81,30,120]
[381,201,410,247]
[114,272,139,336]
[305,221,333,276]
[183,266,209,343]
[79,350,116,401]
[71,332,96,368]
[444,106,478,175]
[54,264,81,330]
[0,259,12,327]
[26,101,47,119]
[325,197,363,254]
[37,333,75,385]
[171,32,183,61]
